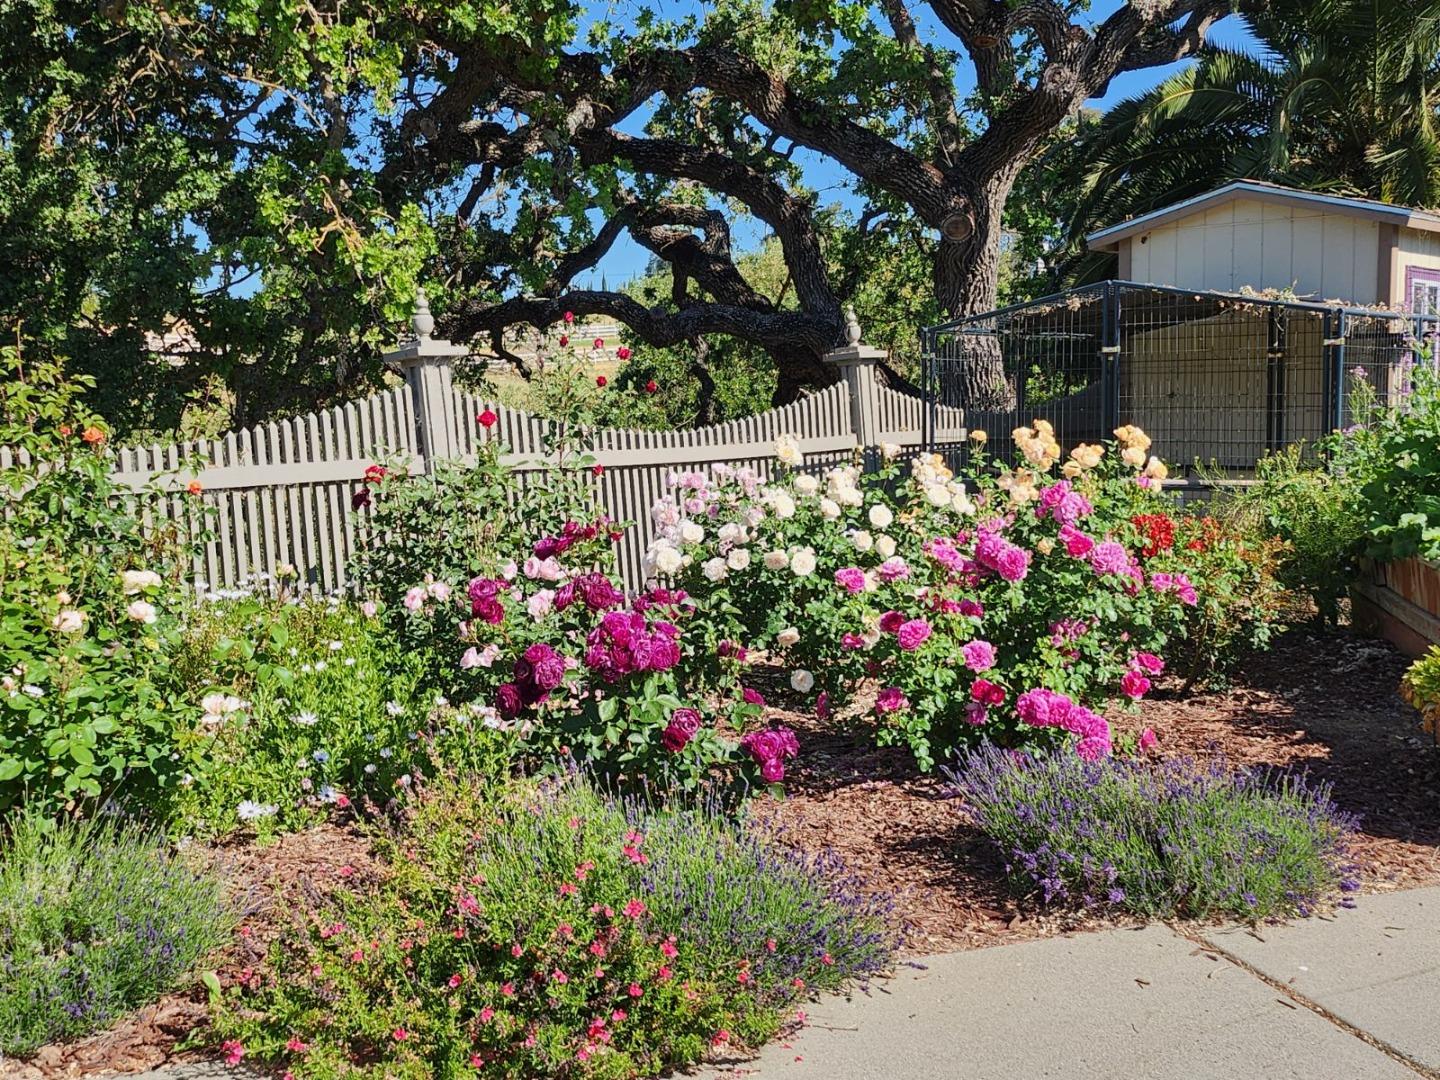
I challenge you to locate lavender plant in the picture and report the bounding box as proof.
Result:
[0,812,231,1055]
[947,745,1359,920]
[211,773,895,1078]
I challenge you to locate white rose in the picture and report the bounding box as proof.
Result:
[763,550,790,571]
[52,609,86,633]
[702,557,729,583]
[881,442,902,460]
[793,473,819,496]
[852,530,874,552]
[777,627,800,647]
[868,504,894,529]
[719,522,747,545]
[790,669,815,693]
[875,534,897,558]
[819,498,842,520]
[790,547,817,576]
[201,692,228,718]
[925,484,951,507]
[769,491,796,519]
[650,544,682,578]
[125,600,158,625]
[120,569,162,594]
[774,434,802,467]
[679,520,705,545]
[838,486,864,508]
[727,548,751,571]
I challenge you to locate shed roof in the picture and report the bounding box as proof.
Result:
[1085,180,1440,250]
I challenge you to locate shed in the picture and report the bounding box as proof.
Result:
[1084,180,1440,314]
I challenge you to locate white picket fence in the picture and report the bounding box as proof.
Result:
[10,326,966,593]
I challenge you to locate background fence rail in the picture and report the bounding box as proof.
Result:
[45,321,962,594]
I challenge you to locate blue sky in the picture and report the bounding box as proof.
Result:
[572,0,1256,289]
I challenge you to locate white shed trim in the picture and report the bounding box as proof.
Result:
[1086,180,1440,250]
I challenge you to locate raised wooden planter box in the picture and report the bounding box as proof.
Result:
[1351,557,1440,658]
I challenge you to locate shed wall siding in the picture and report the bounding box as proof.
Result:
[1398,228,1440,308]
[1124,198,1382,305]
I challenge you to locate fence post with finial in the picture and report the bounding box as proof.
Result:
[824,306,888,470]
[384,289,470,472]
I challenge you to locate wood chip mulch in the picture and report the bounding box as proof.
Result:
[749,627,1440,955]
[1,822,378,1080]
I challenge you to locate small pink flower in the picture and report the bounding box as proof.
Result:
[448,973,463,989]
[1139,727,1158,751]
[285,1037,309,1054]
[501,982,515,996]
[552,969,569,984]
[479,1006,495,1023]
[628,982,643,997]
[391,1028,408,1042]
[511,944,524,957]
[660,939,678,959]
[222,1040,245,1066]
[622,897,646,919]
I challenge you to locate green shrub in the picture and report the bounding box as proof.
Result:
[0,346,202,815]
[1207,443,1368,624]
[0,812,231,1055]
[211,773,896,1078]
[169,594,514,839]
[948,745,1359,921]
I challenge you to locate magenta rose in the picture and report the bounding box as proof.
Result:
[896,618,932,651]
[875,687,909,714]
[961,639,996,672]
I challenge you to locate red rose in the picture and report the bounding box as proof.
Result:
[476,409,498,428]
[593,464,605,476]
[563,311,575,323]
[596,375,607,387]
[616,346,631,360]
[645,380,658,394]
[593,337,604,348]
[559,335,569,347]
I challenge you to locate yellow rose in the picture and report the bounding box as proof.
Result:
[1036,537,1055,556]
[1121,445,1147,469]
[970,429,988,444]
[1143,456,1169,480]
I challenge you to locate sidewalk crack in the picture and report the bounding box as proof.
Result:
[1170,925,1440,1080]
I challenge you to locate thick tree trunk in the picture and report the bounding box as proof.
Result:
[932,168,1020,411]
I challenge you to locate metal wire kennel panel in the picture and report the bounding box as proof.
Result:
[922,282,1439,477]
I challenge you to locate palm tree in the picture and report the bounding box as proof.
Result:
[1053,0,1440,281]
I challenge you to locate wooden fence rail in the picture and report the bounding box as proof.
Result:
[7,302,965,593]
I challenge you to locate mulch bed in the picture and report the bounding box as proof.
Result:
[7,628,1438,1075]
[1,824,378,1080]
[750,627,1440,955]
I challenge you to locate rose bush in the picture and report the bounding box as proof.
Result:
[642,422,1265,770]
[0,348,203,814]
[355,448,780,792]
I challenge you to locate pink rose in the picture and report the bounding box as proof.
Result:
[896,618,932,651]
[961,639,996,672]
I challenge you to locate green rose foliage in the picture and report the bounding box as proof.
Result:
[0,347,205,814]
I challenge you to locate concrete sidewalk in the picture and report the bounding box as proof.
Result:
[134,889,1440,1080]
[700,888,1440,1080]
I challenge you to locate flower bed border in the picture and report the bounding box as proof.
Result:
[1351,557,1440,657]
